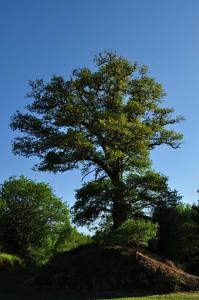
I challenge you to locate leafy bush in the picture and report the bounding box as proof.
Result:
[111,219,158,253]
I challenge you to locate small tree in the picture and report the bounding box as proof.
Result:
[111,219,158,257]
[0,176,71,263]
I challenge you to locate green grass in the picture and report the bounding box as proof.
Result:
[0,253,23,267]
[104,293,199,300]
[0,253,22,266]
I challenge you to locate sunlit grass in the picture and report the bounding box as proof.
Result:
[0,253,22,267]
[106,292,199,300]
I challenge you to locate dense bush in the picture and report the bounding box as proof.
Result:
[153,202,199,276]
[111,219,158,253]
[94,218,158,257]
[153,204,191,261]
[180,204,199,275]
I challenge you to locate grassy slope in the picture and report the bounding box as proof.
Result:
[0,253,22,267]
[108,293,199,300]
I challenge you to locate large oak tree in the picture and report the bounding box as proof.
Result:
[11,51,183,228]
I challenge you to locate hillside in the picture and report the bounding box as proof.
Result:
[35,246,199,298]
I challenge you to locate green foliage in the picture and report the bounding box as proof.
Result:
[11,51,183,175]
[0,176,71,264]
[94,218,158,251]
[179,203,199,275]
[153,203,191,262]
[153,201,199,276]
[72,179,114,228]
[11,51,183,228]
[72,172,181,229]
[54,227,92,253]
[0,253,23,269]
[93,216,113,244]
[110,219,158,251]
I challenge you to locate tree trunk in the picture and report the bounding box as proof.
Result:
[18,233,32,261]
[112,200,128,229]
[111,178,128,229]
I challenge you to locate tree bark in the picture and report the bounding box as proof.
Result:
[112,200,128,229]
[111,177,128,229]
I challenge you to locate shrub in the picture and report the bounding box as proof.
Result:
[111,219,158,255]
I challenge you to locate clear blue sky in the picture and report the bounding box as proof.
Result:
[1,0,199,223]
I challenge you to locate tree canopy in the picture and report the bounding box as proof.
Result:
[0,176,71,262]
[11,51,184,228]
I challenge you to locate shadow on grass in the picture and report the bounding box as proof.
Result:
[0,268,169,300]
[1,267,198,300]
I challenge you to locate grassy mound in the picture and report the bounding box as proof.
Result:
[0,253,23,270]
[35,245,199,298]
